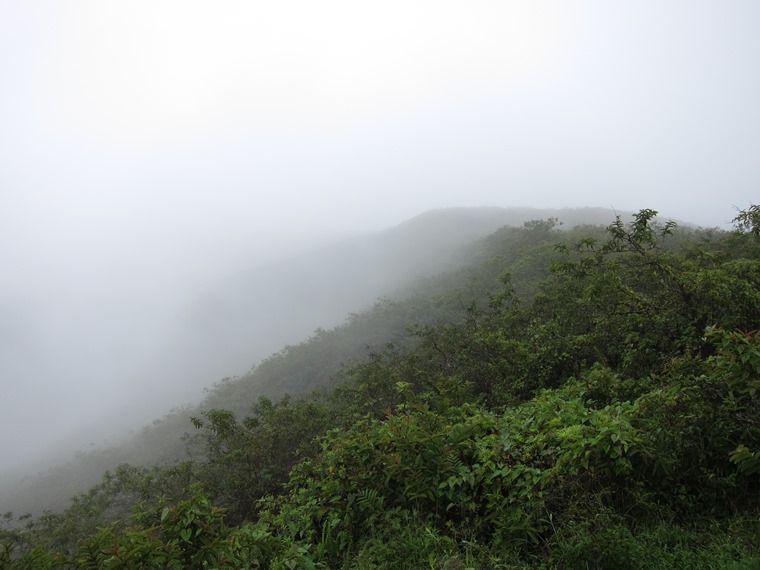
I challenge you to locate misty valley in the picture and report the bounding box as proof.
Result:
[1,206,758,569]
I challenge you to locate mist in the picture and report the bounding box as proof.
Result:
[1,1,759,477]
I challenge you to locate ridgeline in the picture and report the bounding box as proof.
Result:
[2,206,758,569]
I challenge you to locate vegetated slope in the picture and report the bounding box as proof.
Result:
[7,207,755,569]
[0,206,621,516]
[139,206,624,406]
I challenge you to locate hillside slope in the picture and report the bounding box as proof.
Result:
[3,206,758,569]
[139,206,625,406]
[0,207,625,515]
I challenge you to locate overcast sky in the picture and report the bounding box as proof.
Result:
[1,1,759,473]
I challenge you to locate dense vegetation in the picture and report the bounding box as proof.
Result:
[3,208,623,517]
[2,207,759,568]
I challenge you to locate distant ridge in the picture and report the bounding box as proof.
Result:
[143,207,630,407]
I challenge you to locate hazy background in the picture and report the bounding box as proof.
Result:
[1,1,758,474]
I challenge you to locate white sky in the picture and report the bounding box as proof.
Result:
[1,0,759,472]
